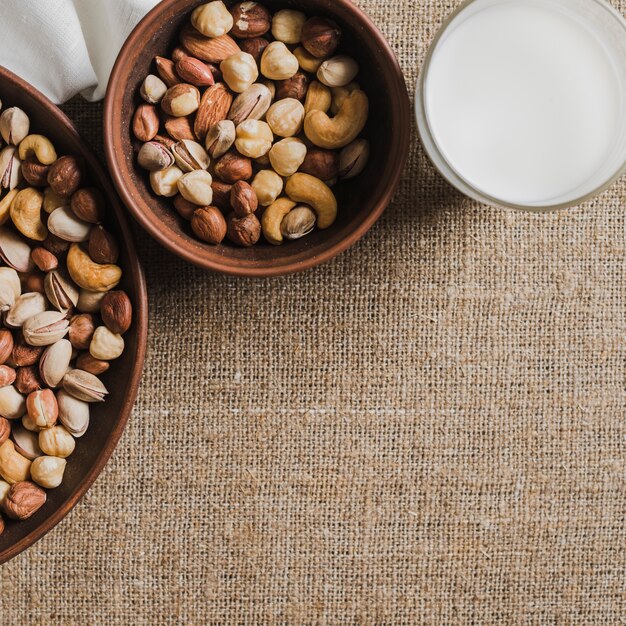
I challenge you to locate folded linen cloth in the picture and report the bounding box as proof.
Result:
[0,0,160,104]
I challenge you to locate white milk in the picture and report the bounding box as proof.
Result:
[423,0,626,207]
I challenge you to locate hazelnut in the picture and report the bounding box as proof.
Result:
[69,313,96,350]
[214,152,253,184]
[0,366,15,389]
[12,336,44,367]
[239,37,269,63]
[47,156,83,197]
[161,84,201,117]
[191,207,228,245]
[89,226,120,265]
[230,181,258,217]
[300,148,340,181]
[175,56,215,87]
[21,159,50,187]
[76,353,110,376]
[101,291,133,335]
[211,181,233,211]
[173,196,197,220]
[230,2,271,38]
[31,247,58,272]
[16,366,43,395]
[132,103,160,142]
[0,330,13,364]
[301,17,342,58]
[227,213,261,247]
[70,188,105,224]
[2,481,46,520]
[42,233,69,257]
[276,73,309,102]
[24,273,45,294]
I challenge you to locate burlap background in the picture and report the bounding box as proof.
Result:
[1,0,624,623]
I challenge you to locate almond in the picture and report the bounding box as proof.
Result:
[194,83,233,141]
[180,25,240,63]
[164,116,197,142]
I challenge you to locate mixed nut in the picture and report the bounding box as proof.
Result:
[0,101,133,531]
[132,1,370,247]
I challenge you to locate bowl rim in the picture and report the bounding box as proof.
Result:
[104,0,411,277]
[0,65,148,564]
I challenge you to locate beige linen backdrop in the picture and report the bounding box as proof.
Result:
[1,0,625,623]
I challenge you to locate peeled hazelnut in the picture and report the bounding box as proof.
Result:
[39,426,75,458]
[266,99,305,138]
[175,56,215,87]
[71,188,105,224]
[230,2,271,38]
[21,159,50,187]
[220,52,259,93]
[16,366,43,395]
[205,120,236,158]
[272,9,306,44]
[235,120,273,159]
[31,247,58,272]
[2,481,46,520]
[276,73,309,102]
[269,137,308,177]
[239,37,269,63]
[47,156,83,197]
[27,389,58,429]
[252,170,283,207]
[140,74,168,104]
[300,148,340,181]
[133,104,160,142]
[261,42,299,81]
[294,47,324,73]
[77,289,105,314]
[69,313,96,350]
[214,152,253,184]
[101,291,133,335]
[161,84,201,117]
[191,207,227,245]
[191,1,234,38]
[89,226,120,265]
[227,213,261,247]
[230,181,258,217]
[31,456,66,489]
[301,17,342,58]
[211,181,233,211]
[76,353,110,376]
[89,326,125,361]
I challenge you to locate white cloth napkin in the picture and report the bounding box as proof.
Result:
[0,0,160,104]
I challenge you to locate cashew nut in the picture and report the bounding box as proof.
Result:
[304,81,332,116]
[10,188,47,241]
[0,440,31,484]
[304,90,369,150]
[0,189,18,226]
[67,244,122,293]
[285,173,337,229]
[18,134,57,165]
[261,198,296,245]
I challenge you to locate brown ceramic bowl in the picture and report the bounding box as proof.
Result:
[105,0,410,277]
[0,66,148,563]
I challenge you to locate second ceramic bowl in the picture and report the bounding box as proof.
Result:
[105,0,410,276]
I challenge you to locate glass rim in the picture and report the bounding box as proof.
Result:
[415,0,626,212]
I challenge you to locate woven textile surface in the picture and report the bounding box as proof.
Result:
[1,0,625,623]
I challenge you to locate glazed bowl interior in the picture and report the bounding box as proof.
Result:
[0,66,147,564]
[106,0,410,276]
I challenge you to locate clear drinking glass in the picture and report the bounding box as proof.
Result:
[415,0,626,212]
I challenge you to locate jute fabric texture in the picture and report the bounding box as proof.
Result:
[1,1,625,623]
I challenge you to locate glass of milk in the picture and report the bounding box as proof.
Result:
[416,0,626,211]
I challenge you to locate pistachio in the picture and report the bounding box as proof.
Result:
[38,425,75,458]
[39,339,72,388]
[47,206,93,242]
[44,270,79,312]
[0,146,22,190]
[0,107,30,145]
[23,311,70,347]
[89,326,125,361]
[205,120,236,159]
[137,141,175,172]
[0,228,35,272]
[317,56,359,88]
[31,456,66,489]
[1,481,45,519]
[281,206,316,240]
[0,386,27,420]
[172,140,210,172]
[339,139,370,179]
[11,422,42,461]
[5,292,47,329]
[228,84,272,125]
[62,369,108,403]
[56,390,90,437]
